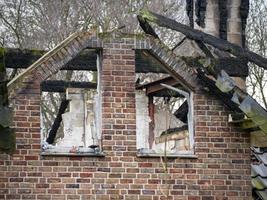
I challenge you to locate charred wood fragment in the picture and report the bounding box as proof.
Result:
[186,0,194,28]
[139,10,267,70]
[196,68,241,112]
[46,99,70,144]
[194,40,214,58]
[182,57,241,111]
[137,15,159,39]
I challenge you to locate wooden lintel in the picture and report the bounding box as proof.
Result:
[41,80,97,93]
[146,77,179,95]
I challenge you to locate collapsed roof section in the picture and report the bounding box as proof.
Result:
[137,9,267,136]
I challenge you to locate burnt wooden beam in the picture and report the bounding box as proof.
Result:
[41,80,97,93]
[194,40,215,59]
[196,68,242,112]
[214,57,248,77]
[186,56,249,77]
[1,47,167,74]
[46,99,69,144]
[0,47,97,70]
[1,47,248,76]
[183,56,242,112]
[174,101,188,123]
[46,99,70,144]
[139,10,267,70]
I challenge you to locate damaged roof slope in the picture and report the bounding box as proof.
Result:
[137,9,267,136]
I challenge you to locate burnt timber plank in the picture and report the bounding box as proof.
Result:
[0,48,97,71]
[41,80,97,93]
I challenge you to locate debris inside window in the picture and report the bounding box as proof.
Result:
[41,88,101,155]
[136,76,194,156]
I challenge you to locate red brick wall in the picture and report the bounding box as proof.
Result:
[0,37,251,200]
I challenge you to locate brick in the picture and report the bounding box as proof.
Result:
[66,184,79,189]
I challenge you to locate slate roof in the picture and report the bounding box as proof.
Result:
[252,147,267,199]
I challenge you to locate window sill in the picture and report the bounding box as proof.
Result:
[41,151,105,157]
[136,152,197,159]
[136,149,197,159]
[41,146,104,157]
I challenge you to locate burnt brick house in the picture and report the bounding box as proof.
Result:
[1,1,267,200]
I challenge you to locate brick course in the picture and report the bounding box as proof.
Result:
[0,36,251,199]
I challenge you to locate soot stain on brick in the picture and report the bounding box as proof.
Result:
[218,0,228,40]
[195,0,207,28]
[186,0,194,28]
[240,0,249,47]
